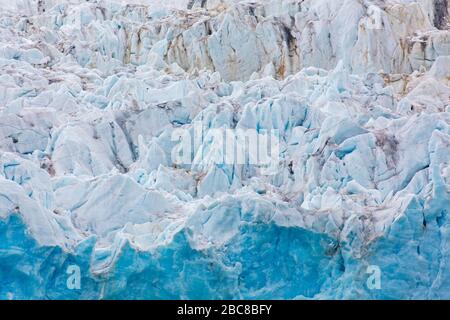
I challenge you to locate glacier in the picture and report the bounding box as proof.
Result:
[0,0,449,299]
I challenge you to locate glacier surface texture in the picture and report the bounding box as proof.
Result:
[0,0,450,299]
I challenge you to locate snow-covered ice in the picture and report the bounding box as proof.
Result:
[0,0,449,299]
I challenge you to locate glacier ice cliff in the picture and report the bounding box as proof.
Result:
[0,0,449,299]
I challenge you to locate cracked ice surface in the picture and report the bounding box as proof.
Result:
[0,0,449,299]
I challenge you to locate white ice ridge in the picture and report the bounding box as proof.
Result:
[0,0,449,299]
